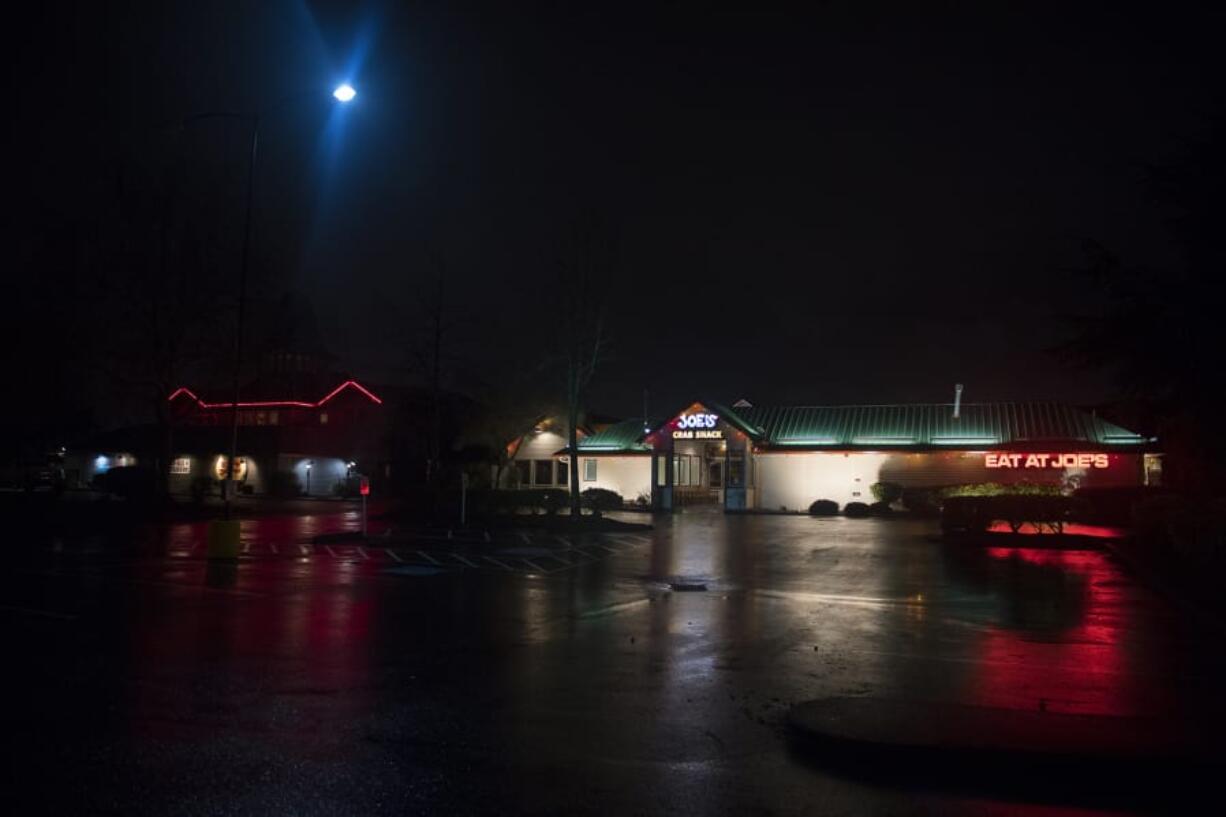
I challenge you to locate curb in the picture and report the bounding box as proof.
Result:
[788,697,1219,772]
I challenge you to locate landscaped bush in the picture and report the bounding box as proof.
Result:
[941,494,1084,536]
[538,489,568,515]
[94,466,157,501]
[1074,485,1172,526]
[581,487,623,518]
[843,501,871,518]
[869,501,893,517]
[941,482,1061,498]
[900,487,941,517]
[808,499,839,516]
[267,470,302,499]
[869,482,904,505]
[190,475,216,502]
[1132,495,1226,568]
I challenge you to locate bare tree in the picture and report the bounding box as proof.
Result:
[95,147,228,495]
[551,216,616,521]
[405,247,467,485]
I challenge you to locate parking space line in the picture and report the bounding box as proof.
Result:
[357,547,369,560]
[386,549,403,562]
[417,550,441,565]
[451,553,480,568]
[270,543,278,555]
[522,559,547,572]
[483,556,514,570]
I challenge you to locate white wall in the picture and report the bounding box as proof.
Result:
[285,456,347,496]
[579,456,651,504]
[755,450,1144,511]
[756,452,888,511]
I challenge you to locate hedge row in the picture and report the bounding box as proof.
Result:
[468,488,625,517]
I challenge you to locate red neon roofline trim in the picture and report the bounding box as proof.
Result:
[167,379,383,409]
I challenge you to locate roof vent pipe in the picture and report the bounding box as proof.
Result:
[953,384,963,419]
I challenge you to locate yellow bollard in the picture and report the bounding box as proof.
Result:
[207,519,242,560]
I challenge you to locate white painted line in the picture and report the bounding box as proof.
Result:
[241,542,250,553]
[357,546,369,560]
[483,531,491,542]
[523,559,547,572]
[0,604,77,621]
[270,543,279,555]
[547,553,572,565]
[300,544,311,555]
[452,553,480,568]
[555,535,574,548]
[418,550,441,565]
[386,549,403,562]
[599,544,619,554]
[325,545,338,557]
[483,556,513,570]
[519,532,531,544]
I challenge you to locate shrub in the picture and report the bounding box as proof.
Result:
[869,501,893,517]
[869,482,904,504]
[581,488,623,518]
[843,501,871,518]
[941,482,1061,498]
[941,494,1083,536]
[900,487,941,517]
[941,496,992,535]
[190,475,216,502]
[267,470,302,499]
[1074,485,1172,526]
[634,491,652,507]
[94,466,157,501]
[538,489,568,515]
[808,499,839,516]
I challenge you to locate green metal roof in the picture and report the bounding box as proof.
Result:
[740,402,1149,449]
[572,402,1149,453]
[576,418,655,452]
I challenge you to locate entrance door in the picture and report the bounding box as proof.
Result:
[709,461,723,488]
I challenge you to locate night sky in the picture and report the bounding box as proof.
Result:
[12,2,1224,426]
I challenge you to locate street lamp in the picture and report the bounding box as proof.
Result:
[186,85,356,521]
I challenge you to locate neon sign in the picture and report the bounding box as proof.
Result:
[677,413,718,429]
[673,412,722,440]
[985,453,1109,469]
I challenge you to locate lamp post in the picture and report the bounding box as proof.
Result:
[187,85,356,521]
[305,460,313,496]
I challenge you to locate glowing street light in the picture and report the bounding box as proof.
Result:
[333,84,356,103]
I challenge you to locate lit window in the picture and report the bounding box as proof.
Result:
[170,457,192,475]
[319,412,329,425]
[584,459,597,481]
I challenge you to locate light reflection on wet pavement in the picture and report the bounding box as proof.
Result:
[2,509,1220,815]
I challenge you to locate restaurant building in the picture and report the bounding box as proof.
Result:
[513,398,1158,512]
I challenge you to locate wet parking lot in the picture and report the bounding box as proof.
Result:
[2,509,1222,815]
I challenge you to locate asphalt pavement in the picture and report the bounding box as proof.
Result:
[2,507,1222,815]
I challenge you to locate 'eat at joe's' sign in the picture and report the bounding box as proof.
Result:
[985,453,1109,469]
